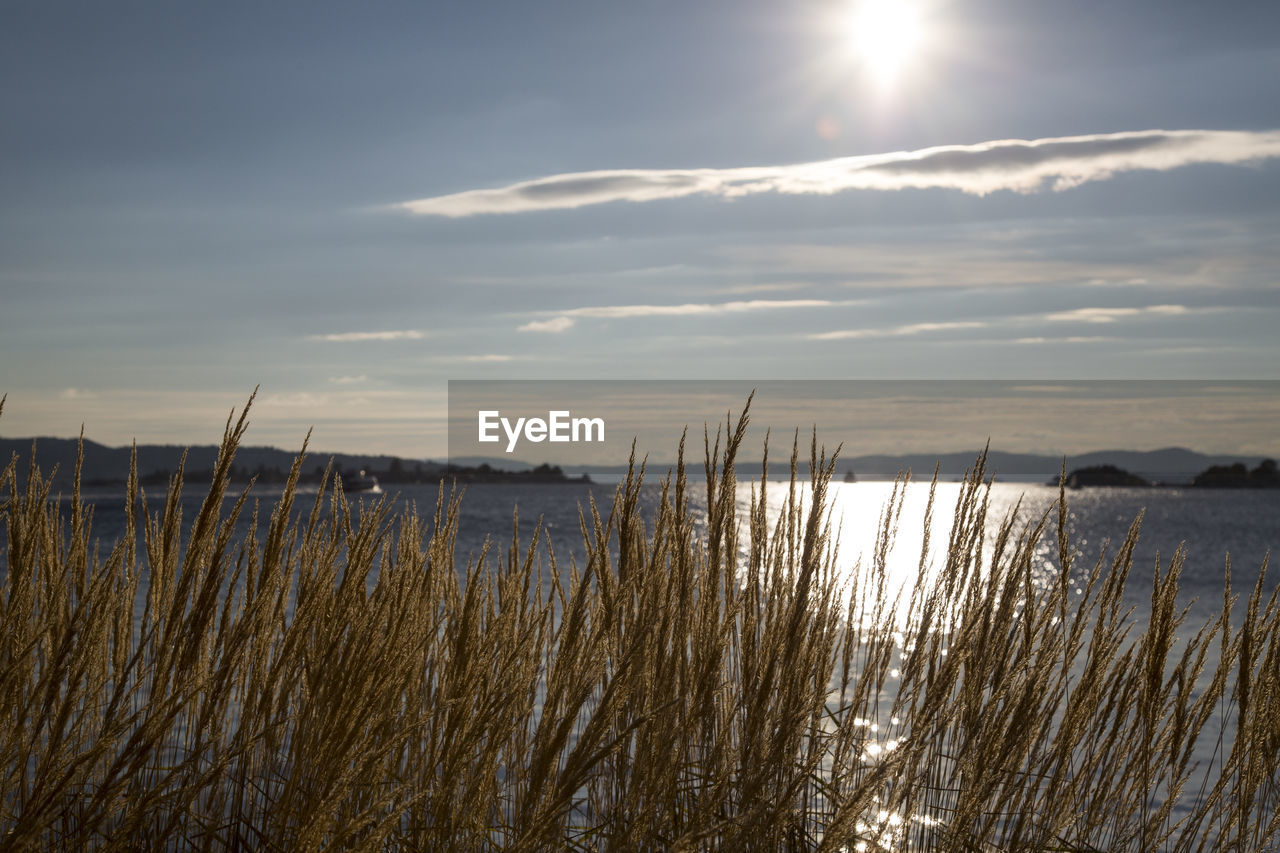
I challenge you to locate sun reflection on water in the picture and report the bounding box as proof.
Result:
[737,479,1061,626]
[731,477,1074,850]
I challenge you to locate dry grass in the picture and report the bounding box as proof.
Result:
[1,394,1277,851]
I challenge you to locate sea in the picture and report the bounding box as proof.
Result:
[11,475,1277,633]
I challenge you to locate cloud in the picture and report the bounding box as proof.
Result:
[309,330,425,342]
[399,129,1280,217]
[329,374,368,384]
[519,316,576,333]
[561,298,832,319]
[522,298,837,333]
[1012,336,1112,344]
[1042,305,1190,323]
[262,392,327,407]
[712,282,812,295]
[809,304,1214,341]
[810,321,987,341]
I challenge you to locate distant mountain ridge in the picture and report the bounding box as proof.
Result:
[2,435,1270,489]
[0,436,431,489]
[827,448,1266,484]
[465,448,1269,484]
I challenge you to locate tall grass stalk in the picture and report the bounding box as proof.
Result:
[1,396,1276,851]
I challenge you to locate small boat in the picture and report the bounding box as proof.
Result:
[346,469,382,493]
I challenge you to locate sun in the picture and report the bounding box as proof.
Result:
[848,0,929,88]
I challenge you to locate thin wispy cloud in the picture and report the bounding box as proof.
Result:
[519,316,577,334]
[1013,336,1112,344]
[520,298,837,333]
[562,298,832,318]
[810,303,1219,341]
[810,321,987,341]
[712,282,812,295]
[59,387,95,400]
[1043,305,1190,323]
[309,330,426,342]
[399,129,1280,217]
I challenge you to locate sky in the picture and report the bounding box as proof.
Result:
[2,0,1279,457]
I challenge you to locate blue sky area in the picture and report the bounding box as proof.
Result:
[2,0,1278,455]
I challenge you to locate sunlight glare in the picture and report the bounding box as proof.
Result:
[848,0,929,88]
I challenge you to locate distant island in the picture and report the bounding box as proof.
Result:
[1191,459,1279,489]
[1048,459,1278,489]
[432,463,591,485]
[1048,465,1151,488]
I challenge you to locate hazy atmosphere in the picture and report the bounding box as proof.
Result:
[3,0,1278,455]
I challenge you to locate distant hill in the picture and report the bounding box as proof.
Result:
[1048,465,1151,488]
[1192,459,1280,489]
[553,448,1269,484]
[817,448,1268,484]
[0,436,443,490]
[2,436,1269,490]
